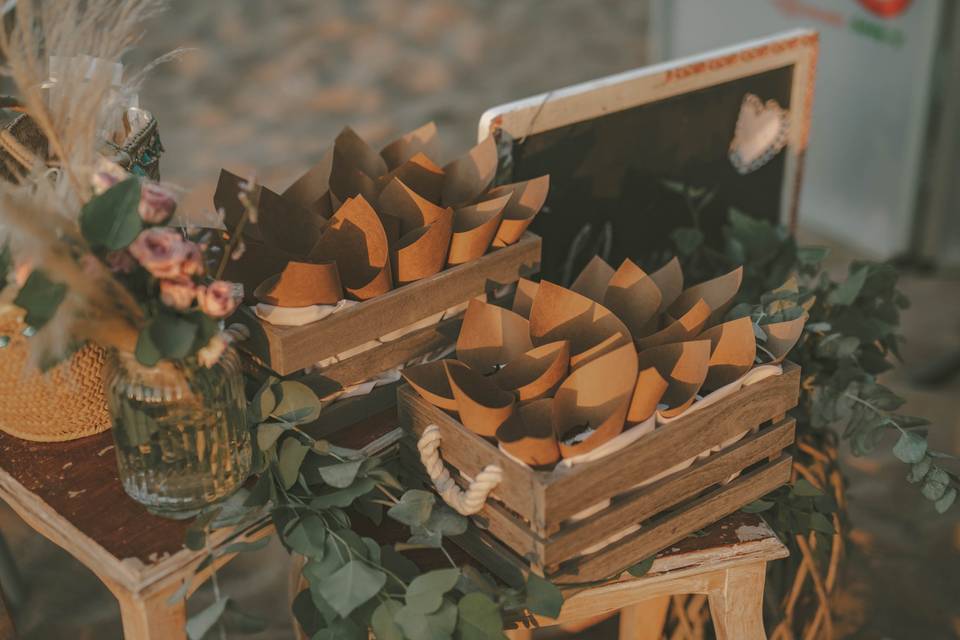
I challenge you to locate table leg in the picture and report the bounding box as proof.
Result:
[108,579,187,640]
[618,595,670,640]
[707,562,767,640]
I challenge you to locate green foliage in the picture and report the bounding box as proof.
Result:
[179,376,562,639]
[79,177,143,250]
[667,181,957,516]
[13,268,66,329]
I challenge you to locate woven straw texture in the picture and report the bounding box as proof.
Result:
[0,309,111,442]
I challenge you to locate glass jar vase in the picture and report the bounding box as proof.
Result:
[104,346,252,515]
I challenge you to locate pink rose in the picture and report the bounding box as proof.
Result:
[197,334,227,368]
[160,278,197,310]
[197,280,239,318]
[138,182,178,225]
[105,250,137,274]
[128,228,190,279]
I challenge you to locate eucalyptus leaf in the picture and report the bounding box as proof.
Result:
[524,573,562,618]
[893,431,928,464]
[316,560,387,618]
[311,617,367,640]
[310,477,376,509]
[670,227,704,257]
[286,515,328,558]
[456,592,506,640]
[921,468,950,501]
[792,479,823,497]
[388,490,435,528]
[396,600,458,640]
[13,269,66,329]
[827,265,868,306]
[935,487,957,514]
[223,537,271,555]
[317,459,363,488]
[627,556,655,577]
[149,312,199,360]
[371,599,405,640]
[257,422,287,451]
[278,438,311,489]
[742,499,775,513]
[79,176,143,250]
[274,380,323,423]
[405,568,460,615]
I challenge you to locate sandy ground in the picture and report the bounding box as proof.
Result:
[3,1,960,637]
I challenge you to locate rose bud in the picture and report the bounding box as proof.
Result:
[197,334,227,368]
[160,278,197,310]
[138,182,178,225]
[91,171,121,196]
[128,228,190,279]
[197,280,239,318]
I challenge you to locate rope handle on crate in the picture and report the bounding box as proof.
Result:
[417,425,502,516]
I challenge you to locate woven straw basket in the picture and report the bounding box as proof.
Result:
[0,308,111,441]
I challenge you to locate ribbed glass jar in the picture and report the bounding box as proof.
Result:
[104,347,251,515]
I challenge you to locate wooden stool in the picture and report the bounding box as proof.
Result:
[505,512,787,640]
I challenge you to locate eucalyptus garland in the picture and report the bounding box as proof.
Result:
[663,184,958,515]
[174,376,564,640]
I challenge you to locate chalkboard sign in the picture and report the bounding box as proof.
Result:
[480,30,818,284]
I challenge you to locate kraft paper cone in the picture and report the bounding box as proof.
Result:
[222,238,294,304]
[446,361,515,437]
[603,259,662,340]
[496,398,560,467]
[649,257,684,314]
[760,313,807,364]
[378,177,451,235]
[493,341,570,402]
[456,299,534,374]
[328,127,387,202]
[488,174,550,247]
[375,152,444,203]
[441,135,498,206]
[570,255,614,303]
[447,194,511,266]
[636,340,711,418]
[626,366,670,423]
[554,343,638,457]
[512,278,539,319]
[669,266,744,326]
[282,147,336,217]
[253,261,343,307]
[529,280,632,369]
[402,359,467,411]
[391,209,453,285]
[635,298,711,351]
[380,121,440,169]
[699,316,757,390]
[310,195,393,300]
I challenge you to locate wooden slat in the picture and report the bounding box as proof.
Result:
[550,456,793,584]
[542,364,799,528]
[298,318,460,397]
[398,385,543,520]
[542,418,795,565]
[236,233,541,374]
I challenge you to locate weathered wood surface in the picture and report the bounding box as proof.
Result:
[235,233,541,374]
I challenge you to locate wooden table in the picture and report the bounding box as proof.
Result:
[503,511,788,640]
[1,420,786,640]
[0,406,398,640]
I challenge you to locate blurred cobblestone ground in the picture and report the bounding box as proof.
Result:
[3,1,959,638]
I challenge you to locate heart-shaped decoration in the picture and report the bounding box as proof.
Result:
[728,93,789,175]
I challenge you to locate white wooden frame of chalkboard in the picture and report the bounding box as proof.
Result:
[478,29,819,229]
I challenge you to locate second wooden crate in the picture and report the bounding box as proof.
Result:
[397,362,800,583]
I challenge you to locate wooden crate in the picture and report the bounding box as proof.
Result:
[397,362,800,584]
[233,233,541,376]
